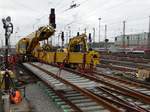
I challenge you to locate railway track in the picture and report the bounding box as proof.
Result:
[23,63,119,112]
[101,54,150,64]
[93,71,150,89]
[92,71,150,99]
[97,64,137,72]
[98,58,150,82]
[23,62,150,112]
[101,59,150,69]
[97,63,150,85]
[63,66,150,106]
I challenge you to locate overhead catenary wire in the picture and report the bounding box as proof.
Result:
[7,0,150,42]
[31,0,74,26]
[34,0,88,26]
[12,0,127,30]
[80,0,132,21]
[53,0,135,30]
[12,0,40,12]
[55,0,73,12]
[80,0,149,31]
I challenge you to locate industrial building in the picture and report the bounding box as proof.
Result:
[115,32,149,50]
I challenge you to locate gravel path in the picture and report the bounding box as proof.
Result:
[26,83,63,112]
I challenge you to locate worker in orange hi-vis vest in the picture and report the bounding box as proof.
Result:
[10,89,22,104]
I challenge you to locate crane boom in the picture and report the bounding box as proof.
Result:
[27,25,55,53]
[16,25,55,55]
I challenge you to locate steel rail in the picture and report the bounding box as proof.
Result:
[93,71,150,89]
[29,62,122,112]
[58,65,150,104]
[28,62,150,111]
[101,59,150,69]
[99,86,150,111]
[48,62,148,89]
[23,63,84,112]
[101,55,150,63]
[88,89,148,112]
[42,83,83,112]
[97,64,137,72]
[95,87,149,112]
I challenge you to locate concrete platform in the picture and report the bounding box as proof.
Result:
[0,97,3,112]
[10,99,30,112]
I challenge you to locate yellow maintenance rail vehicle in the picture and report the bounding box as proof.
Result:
[16,25,99,70]
[32,33,99,70]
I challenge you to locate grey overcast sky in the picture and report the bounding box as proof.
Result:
[0,0,150,45]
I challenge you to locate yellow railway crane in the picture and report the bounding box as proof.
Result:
[32,33,99,70]
[67,33,88,52]
[65,33,100,69]
[16,8,99,70]
[17,27,100,71]
[16,25,55,58]
[16,28,99,71]
[16,28,99,70]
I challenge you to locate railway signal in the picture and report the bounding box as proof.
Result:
[77,32,80,36]
[1,16,14,91]
[49,8,56,28]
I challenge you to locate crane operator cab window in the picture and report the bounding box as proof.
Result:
[74,45,80,52]
[73,44,85,52]
[19,43,27,50]
[18,42,28,54]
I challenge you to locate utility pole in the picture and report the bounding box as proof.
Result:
[104,25,107,41]
[84,28,87,34]
[98,18,101,48]
[68,26,71,40]
[148,16,150,48]
[1,39,3,48]
[137,35,140,47]
[58,32,60,46]
[123,21,126,53]
[66,32,68,44]
[93,28,95,43]
[104,25,107,51]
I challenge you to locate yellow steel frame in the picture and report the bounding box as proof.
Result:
[32,50,100,67]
